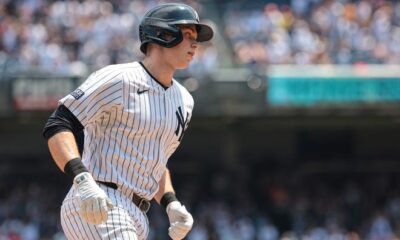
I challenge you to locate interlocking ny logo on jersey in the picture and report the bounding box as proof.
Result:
[175,106,189,141]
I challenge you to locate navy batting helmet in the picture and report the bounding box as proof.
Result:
[139,3,214,54]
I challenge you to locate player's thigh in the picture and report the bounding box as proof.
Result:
[61,200,139,240]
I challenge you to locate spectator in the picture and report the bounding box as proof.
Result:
[221,0,400,66]
[0,0,219,77]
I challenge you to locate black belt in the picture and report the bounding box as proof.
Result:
[96,181,151,213]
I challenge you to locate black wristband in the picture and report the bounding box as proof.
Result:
[161,192,178,209]
[64,158,88,179]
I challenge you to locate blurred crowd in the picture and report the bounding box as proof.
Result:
[2,171,400,240]
[0,183,65,240]
[0,0,218,77]
[222,0,400,68]
[2,0,400,239]
[2,0,400,79]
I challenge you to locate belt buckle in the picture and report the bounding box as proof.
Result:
[138,199,150,213]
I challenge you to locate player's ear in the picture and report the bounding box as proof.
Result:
[157,30,174,41]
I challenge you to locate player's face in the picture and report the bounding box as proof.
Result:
[165,25,198,69]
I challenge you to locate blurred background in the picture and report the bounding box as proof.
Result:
[1,0,400,239]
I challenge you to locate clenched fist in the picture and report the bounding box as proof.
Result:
[74,172,114,225]
[166,201,194,240]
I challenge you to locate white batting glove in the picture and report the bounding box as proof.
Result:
[166,201,194,240]
[73,172,114,225]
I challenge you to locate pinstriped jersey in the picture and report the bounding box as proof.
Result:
[59,61,194,200]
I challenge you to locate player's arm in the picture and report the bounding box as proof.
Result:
[155,168,194,240]
[47,131,81,172]
[154,168,175,203]
[43,104,85,175]
[43,104,113,225]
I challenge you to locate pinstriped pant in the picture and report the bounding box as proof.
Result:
[60,184,149,240]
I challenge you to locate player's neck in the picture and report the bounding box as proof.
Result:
[142,57,174,88]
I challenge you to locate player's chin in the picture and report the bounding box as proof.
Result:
[175,61,191,69]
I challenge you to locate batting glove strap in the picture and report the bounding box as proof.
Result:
[166,201,194,240]
[74,172,114,225]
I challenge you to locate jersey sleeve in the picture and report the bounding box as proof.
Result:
[59,69,124,126]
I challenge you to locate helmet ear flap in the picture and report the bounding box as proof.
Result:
[140,22,183,54]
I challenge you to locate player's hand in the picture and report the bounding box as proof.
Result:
[166,201,194,240]
[73,172,114,225]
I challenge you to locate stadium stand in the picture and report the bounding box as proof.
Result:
[1,0,400,239]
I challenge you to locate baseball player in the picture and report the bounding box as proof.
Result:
[42,3,213,240]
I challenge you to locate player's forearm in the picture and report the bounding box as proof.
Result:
[154,168,175,204]
[47,131,81,172]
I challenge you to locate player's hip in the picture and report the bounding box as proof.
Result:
[60,185,149,240]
